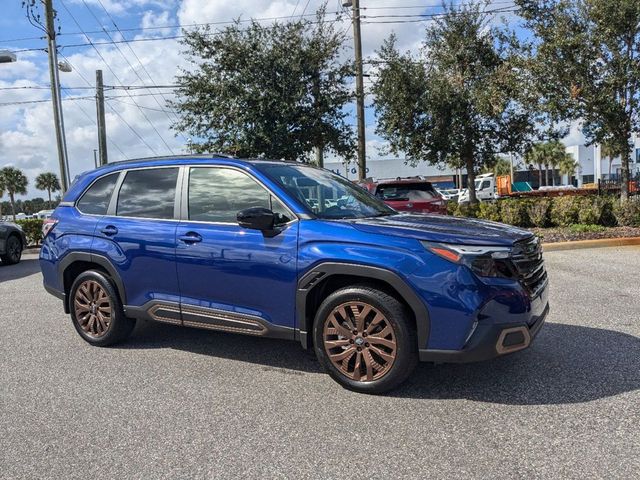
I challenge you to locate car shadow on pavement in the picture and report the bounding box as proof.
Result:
[123,320,639,405]
[393,322,640,405]
[0,258,41,282]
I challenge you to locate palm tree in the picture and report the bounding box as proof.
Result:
[557,153,580,185]
[0,167,28,221]
[35,172,61,209]
[525,144,547,188]
[601,142,618,179]
[546,140,569,187]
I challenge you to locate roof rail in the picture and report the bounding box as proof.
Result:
[108,153,236,165]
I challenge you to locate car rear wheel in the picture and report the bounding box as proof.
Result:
[1,235,22,265]
[313,285,418,394]
[69,270,135,346]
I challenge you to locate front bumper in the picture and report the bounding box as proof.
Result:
[419,282,550,363]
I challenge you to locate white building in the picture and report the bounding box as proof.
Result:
[565,136,640,186]
[326,137,640,188]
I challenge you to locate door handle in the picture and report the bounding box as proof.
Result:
[178,232,202,244]
[101,225,118,236]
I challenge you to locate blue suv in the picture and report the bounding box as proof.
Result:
[40,156,549,393]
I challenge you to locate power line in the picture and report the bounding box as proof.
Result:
[61,86,128,160]
[3,10,345,50]
[7,15,348,54]
[57,52,162,156]
[59,0,174,155]
[84,0,184,141]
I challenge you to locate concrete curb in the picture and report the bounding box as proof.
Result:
[543,236,640,252]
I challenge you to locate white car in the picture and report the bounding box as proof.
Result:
[436,188,461,202]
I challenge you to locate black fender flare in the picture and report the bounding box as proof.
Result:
[58,252,127,307]
[296,262,430,350]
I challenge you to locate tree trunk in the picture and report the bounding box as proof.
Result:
[47,189,52,209]
[9,192,16,221]
[620,150,630,202]
[551,167,555,186]
[314,145,324,168]
[545,163,550,186]
[538,163,543,187]
[466,155,477,204]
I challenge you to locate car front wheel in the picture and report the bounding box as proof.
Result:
[313,285,418,394]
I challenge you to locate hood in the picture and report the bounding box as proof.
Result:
[347,214,532,246]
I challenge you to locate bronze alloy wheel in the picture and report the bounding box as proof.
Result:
[74,280,112,338]
[323,301,397,382]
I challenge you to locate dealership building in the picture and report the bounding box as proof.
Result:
[325,137,640,188]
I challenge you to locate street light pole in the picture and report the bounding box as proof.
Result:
[44,0,70,192]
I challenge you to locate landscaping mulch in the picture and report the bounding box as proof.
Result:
[530,226,640,243]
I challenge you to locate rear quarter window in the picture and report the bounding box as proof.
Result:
[76,173,119,215]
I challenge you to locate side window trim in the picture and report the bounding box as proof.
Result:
[180,165,297,225]
[106,171,126,216]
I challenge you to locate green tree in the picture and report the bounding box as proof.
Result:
[557,153,580,183]
[517,0,640,200]
[483,156,513,176]
[525,143,547,187]
[172,9,354,164]
[372,2,533,203]
[0,167,28,221]
[35,172,61,209]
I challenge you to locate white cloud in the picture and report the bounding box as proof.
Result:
[0,0,450,199]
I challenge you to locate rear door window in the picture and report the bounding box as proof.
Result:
[77,173,119,215]
[116,168,179,219]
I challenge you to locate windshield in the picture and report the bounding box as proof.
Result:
[255,163,395,219]
[376,182,437,201]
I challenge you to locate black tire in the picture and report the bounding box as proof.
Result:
[313,285,418,394]
[1,234,22,265]
[69,270,135,346]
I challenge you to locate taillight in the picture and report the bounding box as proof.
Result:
[42,218,58,238]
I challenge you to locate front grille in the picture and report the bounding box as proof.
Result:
[511,236,547,297]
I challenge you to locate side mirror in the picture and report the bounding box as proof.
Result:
[237,207,275,231]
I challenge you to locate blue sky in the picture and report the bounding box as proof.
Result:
[1,0,575,199]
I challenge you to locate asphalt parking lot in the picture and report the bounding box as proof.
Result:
[1,247,639,479]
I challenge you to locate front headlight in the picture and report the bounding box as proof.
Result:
[421,241,516,278]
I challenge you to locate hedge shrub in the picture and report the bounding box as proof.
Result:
[454,202,479,218]
[452,195,639,228]
[613,197,640,227]
[15,218,44,245]
[500,199,530,227]
[477,201,501,222]
[550,196,581,227]
[527,198,552,228]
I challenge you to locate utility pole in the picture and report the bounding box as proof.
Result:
[44,0,70,192]
[350,0,367,180]
[93,149,98,169]
[95,70,108,166]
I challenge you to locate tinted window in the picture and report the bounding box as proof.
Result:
[377,183,436,201]
[255,164,394,219]
[188,167,292,224]
[77,173,119,215]
[116,168,178,219]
